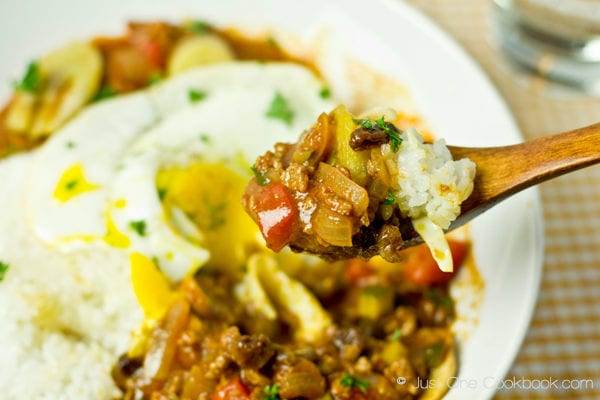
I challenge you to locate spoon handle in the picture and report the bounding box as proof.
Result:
[449,122,600,227]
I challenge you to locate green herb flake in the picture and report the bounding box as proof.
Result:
[319,86,331,99]
[251,165,269,186]
[354,118,374,130]
[151,256,161,268]
[206,201,228,230]
[266,91,294,126]
[424,342,445,369]
[188,20,210,34]
[188,89,207,103]
[424,289,454,311]
[340,372,371,394]
[376,116,403,151]
[0,261,9,282]
[129,220,147,237]
[14,61,41,93]
[263,384,280,400]
[65,180,78,191]
[148,74,163,86]
[93,85,117,102]
[391,328,402,341]
[383,190,396,206]
[157,188,167,201]
[199,134,211,143]
[66,141,76,149]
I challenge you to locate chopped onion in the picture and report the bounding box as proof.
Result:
[142,298,190,380]
[312,206,354,247]
[315,162,369,217]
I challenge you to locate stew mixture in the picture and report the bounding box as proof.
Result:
[114,242,466,399]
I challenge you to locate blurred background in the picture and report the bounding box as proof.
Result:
[405,0,600,399]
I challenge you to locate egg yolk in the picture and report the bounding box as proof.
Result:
[104,212,131,249]
[157,162,263,272]
[53,164,100,203]
[130,252,173,320]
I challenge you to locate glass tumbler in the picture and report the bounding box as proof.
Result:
[494,0,600,94]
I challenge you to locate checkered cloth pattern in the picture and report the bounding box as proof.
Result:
[403,1,600,399]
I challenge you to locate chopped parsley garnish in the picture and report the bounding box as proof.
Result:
[0,261,9,282]
[151,256,161,268]
[157,188,167,201]
[66,141,76,149]
[206,201,227,230]
[263,384,280,400]
[424,289,454,310]
[391,328,402,341]
[319,86,331,99]
[188,89,207,103]
[266,91,294,126]
[355,116,403,152]
[129,220,147,237]
[65,180,78,191]
[14,61,41,93]
[340,373,370,394]
[424,342,445,369]
[199,134,211,143]
[251,165,269,185]
[93,85,116,102]
[383,190,396,205]
[148,74,163,86]
[188,20,210,34]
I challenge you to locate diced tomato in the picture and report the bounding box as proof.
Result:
[245,181,299,252]
[345,258,376,285]
[138,40,165,68]
[211,378,250,400]
[402,240,469,286]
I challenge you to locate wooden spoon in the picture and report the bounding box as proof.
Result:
[448,122,600,230]
[247,122,600,261]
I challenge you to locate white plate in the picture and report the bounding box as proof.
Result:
[0,0,543,399]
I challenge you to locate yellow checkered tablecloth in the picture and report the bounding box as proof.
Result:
[403,1,600,399]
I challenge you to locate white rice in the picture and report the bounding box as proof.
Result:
[395,128,476,229]
[0,154,141,400]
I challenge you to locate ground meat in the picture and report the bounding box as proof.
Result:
[417,295,454,326]
[282,162,309,192]
[383,357,420,397]
[332,327,365,362]
[221,327,275,369]
[382,306,418,338]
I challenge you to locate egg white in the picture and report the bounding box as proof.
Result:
[25,93,157,248]
[25,62,334,280]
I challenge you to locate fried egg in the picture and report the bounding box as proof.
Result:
[24,62,334,280]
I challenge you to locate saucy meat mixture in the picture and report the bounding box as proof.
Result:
[114,245,466,400]
[243,106,419,262]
